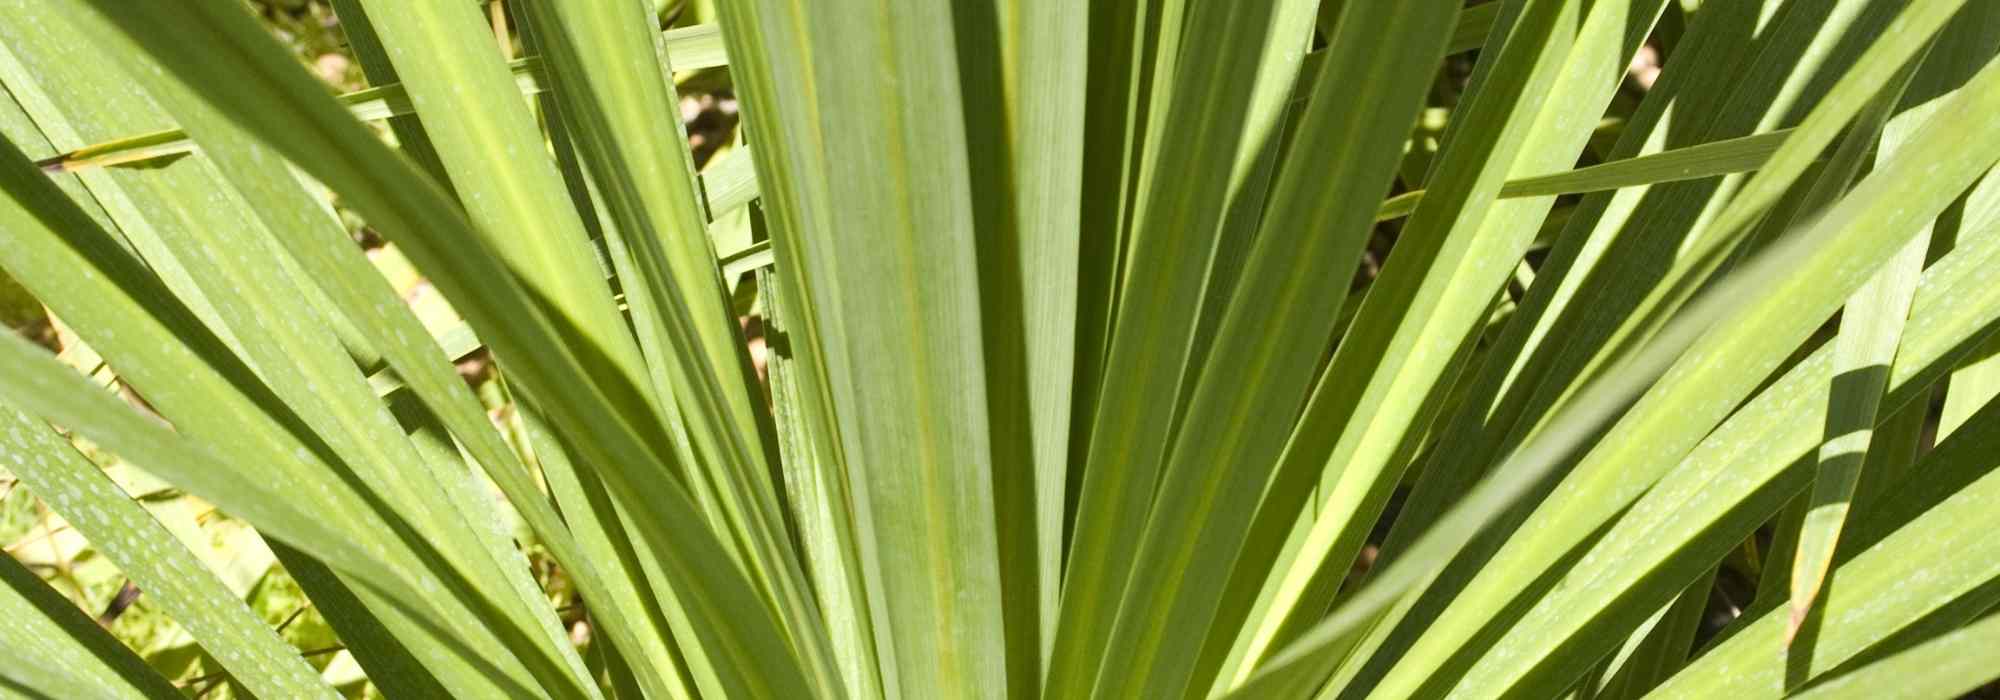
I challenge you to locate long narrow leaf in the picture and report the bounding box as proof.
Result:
[1096,2,1458,697]
[0,408,336,699]
[51,2,819,695]
[0,543,181,700]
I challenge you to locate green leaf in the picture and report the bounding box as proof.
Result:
[756,261,881,700]
[509,3,837,694]
[0,407,336,699]
[703,0,882,693]
[1047,0,1291,692]
[714,0,1010,695]
[0,329,572,698]
[1787,8,1995,638]
[31,23,728,175]
[1316,3,1982,694]
[1450,2,1506,54]
[1653,393,2000,698]
[10,3,2000,699]
[1379,54,2000,700]
[0,543,181,699]
[1235,42,2000,699]
[952,0,1091,692]
[1785,611,2000,700]
[142,21,695,699]
[1322,3,1913,692]
[1424,210,2000,699]
[1697,0,1977,249]
[1235,0,1664,688]
[1583,567,1717,699]
[50,1,818,696]
[1,5,571,692]
[1066,0,1162,510]
[1087,2,1458,697]
[700,149,760,220]
[1372,128,1795,222]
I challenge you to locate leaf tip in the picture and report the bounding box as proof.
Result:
[1783,599,1812,648]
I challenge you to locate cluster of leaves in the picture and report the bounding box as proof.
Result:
[2,1,2000,699]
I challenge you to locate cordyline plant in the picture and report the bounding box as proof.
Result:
[1,0,1998,698]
